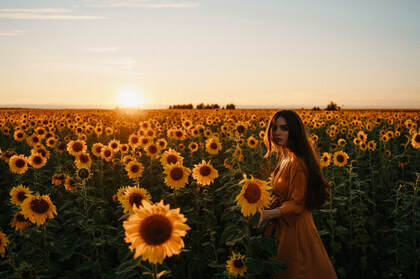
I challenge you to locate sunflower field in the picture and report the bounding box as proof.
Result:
[0,108,418,279]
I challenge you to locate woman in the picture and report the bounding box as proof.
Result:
[259,110,338,279]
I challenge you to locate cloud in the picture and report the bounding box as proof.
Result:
[0,30,25,36]
[87,0,199,8]
[0,8,105,20]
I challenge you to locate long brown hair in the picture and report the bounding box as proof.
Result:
[264,110,329,210]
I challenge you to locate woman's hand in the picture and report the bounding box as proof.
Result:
[258,209,269,228]
[258,208,282,228]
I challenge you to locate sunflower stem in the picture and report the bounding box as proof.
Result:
[152,263,158,279]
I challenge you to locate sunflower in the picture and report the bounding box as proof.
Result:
[367,140,376,151]
[67,140,87,156]
[205,137,222,155]
[21,195,57,226]
[13,130,26,141]
[101,146,114,162]
[76,167,91,181]
[246,136,258,149]
[160,148,184,167]
[31,144,50,159]
[120,143,130,154]
[46,137,57,148]
[0,231,8,257]
[51,173,67,186]
[115,185,131,203]
[188,142,199,153]
[28,153,47,169]
[9,154,29,174]
[163,163,191,190]
[384,149,391,158]
[226,252,247,277]
[92,143,104,157]
[320,152,331,168]
[11,211,31,231]
[64,176,78,191]
[411,132,420,149]
[357,131,367,142]
[333,151,349,167]
[108,139,120,153]
[144,142,160,159]
[123,200,190,264]
[125,160,144,179]
[192,160,219,186]
[337,138,346,147]
[121,186,152,214]
[235,122,246,135]
[26,134,41,147]
[157,138,168,150]
[74,152,92,169]
[128,134,141,148]
[359,142,367,151]
[235,175,271,217]
[10,184,32,206]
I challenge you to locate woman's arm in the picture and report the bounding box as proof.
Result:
[258,162,307,227]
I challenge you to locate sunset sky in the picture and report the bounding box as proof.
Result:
[0,0,419,109]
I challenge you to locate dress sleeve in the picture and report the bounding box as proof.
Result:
[278,161,307,226]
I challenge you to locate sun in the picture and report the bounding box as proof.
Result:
[117,90,145,108]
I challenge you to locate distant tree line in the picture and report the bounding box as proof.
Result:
[168,103,236,109]
[312,101,341,111]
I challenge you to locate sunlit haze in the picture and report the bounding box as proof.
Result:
[0,0,419,109]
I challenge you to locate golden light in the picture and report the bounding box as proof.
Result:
[117,90,145,108]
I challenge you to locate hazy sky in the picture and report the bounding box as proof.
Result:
[0,0,419,108]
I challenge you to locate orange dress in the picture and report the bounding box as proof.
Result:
[268,151,337,279]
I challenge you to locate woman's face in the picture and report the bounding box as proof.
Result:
[271,116,289,146]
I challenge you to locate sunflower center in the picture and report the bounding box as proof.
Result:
[131,137,139,144]
[17,191,27,202]
[148,145,157,154]
[336,155,344,163]
[73,142,83,152]
[170,167,184,181]
[130,164,140,173]
[33,156,42,165]
[233,259,244,268]
[250,140,255,145]
[199,166,211,176]
[140,215,173,246]
[129,193,144,207]
[111,143,118,149]
[147,131,153,137]
[175,131,182,138]
[104,150,111,157]
[244,183,261,204]
[167,155,178,164]
[210,142,218,150]
[142,139,149,145]
[415,134,420,143]
[32,137,39,143]
[237,125,245,133]
[15,159,26,168]
[30,198,50,214]
[78,169,90,179]
[79,154,89,163]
